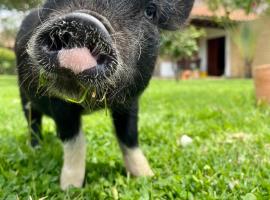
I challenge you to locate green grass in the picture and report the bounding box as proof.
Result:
[0,75,270,199]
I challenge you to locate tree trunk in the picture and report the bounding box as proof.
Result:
[244,59,253,78]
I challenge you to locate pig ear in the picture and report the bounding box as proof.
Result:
[157,0,194,30]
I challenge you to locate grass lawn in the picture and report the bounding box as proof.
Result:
[0,75,270,199]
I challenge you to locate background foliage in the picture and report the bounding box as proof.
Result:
[207,0,267,13]
[0,0,41,10]
[0,48,16,74]
[159,26,205,61]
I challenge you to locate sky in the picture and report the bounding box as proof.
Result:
[0,9,25,31]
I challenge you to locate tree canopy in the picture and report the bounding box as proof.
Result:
[159,26,205,60]
[0,0,41,11]
[207,0,269,13]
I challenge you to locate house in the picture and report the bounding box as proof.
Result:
[155,0,270,78]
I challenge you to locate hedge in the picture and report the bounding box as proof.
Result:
[0,47,16,74]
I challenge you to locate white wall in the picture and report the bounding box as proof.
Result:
[160,61,175,78]
[225,32,231,77]
[199,38,207,72]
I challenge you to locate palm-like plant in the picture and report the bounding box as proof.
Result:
[231,22,258,78]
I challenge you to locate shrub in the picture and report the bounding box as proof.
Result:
[0,47,16,74]
[159,26,205,61]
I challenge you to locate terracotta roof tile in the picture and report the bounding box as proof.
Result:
[191,5,257,21]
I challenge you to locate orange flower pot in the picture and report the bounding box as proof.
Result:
[254,64,270,104]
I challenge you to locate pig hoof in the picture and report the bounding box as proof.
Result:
[31,138,41,147]
[60,168,85,190]
[123,148,154,177]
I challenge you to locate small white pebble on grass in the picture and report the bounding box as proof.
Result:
[178,135,193,147]
[228,180,239,190]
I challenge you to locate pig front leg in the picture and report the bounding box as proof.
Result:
[60,131,86,190]
[20,91,43,147]
[51,102,86,190]
[111,99,154,177]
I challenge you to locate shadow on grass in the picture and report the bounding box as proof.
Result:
[86,162,126,185]
[1,131,126,190]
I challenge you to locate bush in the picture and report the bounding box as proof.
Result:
[0,47,16,74]
[160,26,205,61]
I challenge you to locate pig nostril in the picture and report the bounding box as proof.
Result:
[97,54,108,65]
[46,32,71,52]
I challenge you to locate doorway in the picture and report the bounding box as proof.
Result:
[207,37,225,76]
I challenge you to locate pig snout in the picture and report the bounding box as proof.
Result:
[58,47,97,74]
[31,12,117,79]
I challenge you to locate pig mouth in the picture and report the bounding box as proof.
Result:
[30,12,118,86]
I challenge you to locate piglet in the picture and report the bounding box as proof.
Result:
[15,0,194,189]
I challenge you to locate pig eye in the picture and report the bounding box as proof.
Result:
[145,3,157,20]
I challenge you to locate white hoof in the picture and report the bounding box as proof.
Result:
[123,147,154,177]
[60,167,85,190]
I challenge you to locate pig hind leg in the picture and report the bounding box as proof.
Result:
[111,99,154,177]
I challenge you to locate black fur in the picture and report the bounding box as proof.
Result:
[15,0,193,154]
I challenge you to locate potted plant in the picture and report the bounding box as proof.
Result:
[252,15,270,103]
[159,26,205,80]
[254,64,270,103]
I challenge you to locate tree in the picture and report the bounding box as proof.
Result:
[207,0,263,13]
[0,0,41,11]
[159,26,205,61]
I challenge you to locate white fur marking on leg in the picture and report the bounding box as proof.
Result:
[121,146,154,177]
[60,131,86,190]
